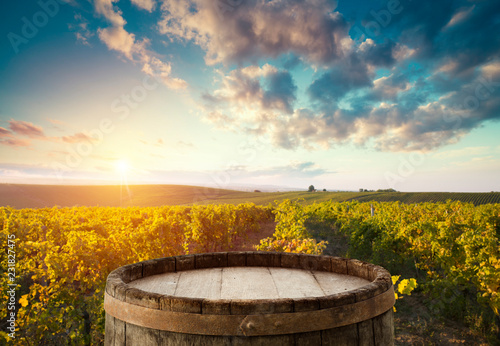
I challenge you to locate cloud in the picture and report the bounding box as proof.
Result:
[131,0,156,12]
[1,120,40,147]
[94,0,187,89]
[308,63,372,106]
[158,0,351,66]
[94,0,126,27]
[69,14,94,46]
[98,26,136,60]
[226,161,332,180]
[3,120,104,147]
[0,138,31,147]
[97,29,187,89]
[9,120,45,138]
[372,72,411,100]
[202,110,236,130]
[202,64,297,125]
[264,71,297,114]
[61,132,96,144]
[87,0,500,154]
[0,127,11,137]
[443,6,475,30]
[390,0,500,75]
[268,161,331,178]
[46,118,67,132]
[208,0,500,152]
[141,56,188,89]
[207,55,500,152]
[357,39,397,67]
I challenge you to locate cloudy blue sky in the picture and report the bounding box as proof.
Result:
[0,0,499,191]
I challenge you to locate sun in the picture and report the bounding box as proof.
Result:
[114,159,130,176]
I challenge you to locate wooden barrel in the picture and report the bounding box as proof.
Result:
[104,252,395,345]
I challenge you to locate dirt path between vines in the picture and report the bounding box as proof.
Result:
[394,293,494,345]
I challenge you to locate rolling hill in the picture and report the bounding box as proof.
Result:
[1,184,499,208]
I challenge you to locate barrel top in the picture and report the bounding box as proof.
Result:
[105,252,393,319]
[128,267,370,300]
[105,252,395,336]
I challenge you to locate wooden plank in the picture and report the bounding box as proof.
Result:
[227,252,246,267]
[128,272,180,296]
[104,313,114,346]
[247,252,280,267]
[159,330,232,346]
[357,319,375,346]
[129,267,369,300]
[125,322,159,346]
[313,271,369,296]
[114,317,126,346]
[143,257,175,277]
[221,267,279,300]
[174,268,222,299]
[373,309,394,346]
[269,267,325,298]
[294,331,322,345]
[231,335,294,346]
[322,324,358,346]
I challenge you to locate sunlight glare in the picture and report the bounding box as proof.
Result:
[114,159,130,176]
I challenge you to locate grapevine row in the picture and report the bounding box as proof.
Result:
[1,200,498,343]
[0,204,272,345]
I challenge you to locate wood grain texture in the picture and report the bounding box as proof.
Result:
[322,324,359,346]
[357,319,375,346]
[293,331,322,345]
[159,330,232,346]
[269,267,324,298]
[104,287,394,336]
[128,272,180,295]
[231,334,295,346]
[125,322,159,346]
[373,309,394,346]
[104,313,114,346]
[114,316,126,346]
[313,271,369,296]
[221,267,279,300]
[128,267,370,299]
[105,252,395,345]
[175,268,222,299]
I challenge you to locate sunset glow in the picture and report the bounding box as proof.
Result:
[114,159,130,176]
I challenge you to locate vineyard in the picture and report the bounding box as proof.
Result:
[1,200,499,344]
[2,183,500,208]
[347,191,500,205]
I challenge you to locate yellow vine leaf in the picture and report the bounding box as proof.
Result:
[19,294,29,307]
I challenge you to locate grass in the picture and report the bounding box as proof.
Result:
[1,184,500,208]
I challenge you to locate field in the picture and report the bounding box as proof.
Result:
[1,183,500,208]
[1,185,499,344]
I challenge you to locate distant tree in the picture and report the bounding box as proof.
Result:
[323,189,327,192]
[359,188,364,192]
[308,185,315,192]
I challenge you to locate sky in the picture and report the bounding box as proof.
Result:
[0,0,499,192]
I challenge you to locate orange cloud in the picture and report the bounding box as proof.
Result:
[0,138,31,147]
[9,120,45,138]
